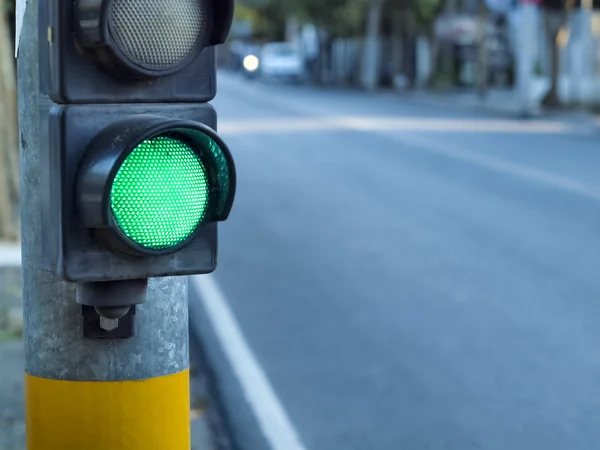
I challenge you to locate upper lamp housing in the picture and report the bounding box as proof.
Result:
[75,0,214,79]
[40,0,234,103]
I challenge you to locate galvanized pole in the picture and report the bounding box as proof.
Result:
[476,0,489,98]
[515,0,539,117]
[18,1,191,448]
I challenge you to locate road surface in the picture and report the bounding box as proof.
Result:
[190,72,600,450]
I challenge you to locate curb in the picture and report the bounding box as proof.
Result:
[402,94,600,133]
[400,93,543,120]
[0,244,21,268]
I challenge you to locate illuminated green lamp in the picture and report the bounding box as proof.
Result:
[110,136,210,251]
[77,116,236,257]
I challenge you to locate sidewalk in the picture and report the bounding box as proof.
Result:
[0,243,20,268]
[0,243,25,450]
[401,89,600,131]
[403,89,534,118]
[0,243,219,450]
[0,341,25,450]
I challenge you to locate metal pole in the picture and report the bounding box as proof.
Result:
[516,1,538,116]
[17,1,191,449]
[476,0,489,98]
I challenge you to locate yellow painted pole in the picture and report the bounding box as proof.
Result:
[25,371,191,450]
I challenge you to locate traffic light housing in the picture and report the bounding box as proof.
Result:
[39,1,236,329]
[42,103,235,282]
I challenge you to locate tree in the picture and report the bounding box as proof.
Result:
[0,0,18,241]
[292,0,363,36]
[236,0,287,41]
[236,0,362,41]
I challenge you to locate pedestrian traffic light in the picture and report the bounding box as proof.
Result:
[39,1,236,328]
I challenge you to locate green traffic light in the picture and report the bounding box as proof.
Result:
[110,135,210,250]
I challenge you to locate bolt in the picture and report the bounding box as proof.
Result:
[99,317,119,332]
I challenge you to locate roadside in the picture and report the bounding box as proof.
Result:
[0,243,221,450]
[0,244,25,450]
[400,89,533,118]
[399,89,600,131]
[0,340,25,450]
[224,70,600,132]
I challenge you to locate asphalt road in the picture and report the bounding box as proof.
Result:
[190,72,600,450]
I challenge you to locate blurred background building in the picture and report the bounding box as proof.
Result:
[221,0,600,109]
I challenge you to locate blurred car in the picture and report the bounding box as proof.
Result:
[259,43,304,81]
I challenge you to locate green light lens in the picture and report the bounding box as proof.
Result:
[110,135,209,250]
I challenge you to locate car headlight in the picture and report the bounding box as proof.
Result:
[243,55,260,72]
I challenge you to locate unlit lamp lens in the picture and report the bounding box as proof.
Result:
[109,0,209,69]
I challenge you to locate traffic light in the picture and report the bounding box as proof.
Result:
[39,1,236,331]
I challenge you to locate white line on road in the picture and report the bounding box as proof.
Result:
[220,116,600,202]
[219,116,573,135]
[190,274,308,450]
[377,131,600,203]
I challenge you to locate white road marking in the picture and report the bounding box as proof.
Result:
[219,116,573,135]
[190,274,308,450]
[220,118,337,134]
[219,116,600,202]
[378,131,600,203]
[332,116,571,133]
